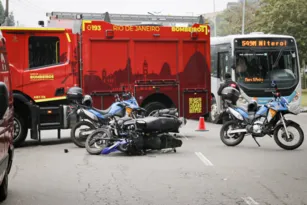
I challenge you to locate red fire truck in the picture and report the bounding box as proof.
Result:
[0,11,211,147]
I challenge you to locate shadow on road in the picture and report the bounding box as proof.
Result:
[16,137,72,149]
[215,143,305,153]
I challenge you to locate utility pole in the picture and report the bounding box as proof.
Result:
[242,0,246,34]
[3,0,9,26]
[5,0,9,17]
[213,0,217,36]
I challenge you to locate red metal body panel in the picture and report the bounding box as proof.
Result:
[81,20,211,118]
[0,21,211,119]
[0,28,79,102]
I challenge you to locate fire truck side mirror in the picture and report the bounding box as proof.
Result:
[38,21,45,27]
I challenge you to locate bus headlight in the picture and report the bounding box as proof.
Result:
[292,91,300,102]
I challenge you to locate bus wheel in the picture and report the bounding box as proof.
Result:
[144,102,166,116]
[208,98,219,123]
[13,113,28,147]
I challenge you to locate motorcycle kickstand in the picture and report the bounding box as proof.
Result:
[173,148,176,153]
[252,137,261,147]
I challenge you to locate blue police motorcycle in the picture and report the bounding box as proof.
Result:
[220,81,304,150]
[67,86,145,148]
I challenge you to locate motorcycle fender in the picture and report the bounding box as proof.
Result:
[228,107,244,121]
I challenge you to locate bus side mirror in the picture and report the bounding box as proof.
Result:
[0,82,9,120]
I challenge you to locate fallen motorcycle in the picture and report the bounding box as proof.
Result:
[220,81,304,150]
[85,110,186,155]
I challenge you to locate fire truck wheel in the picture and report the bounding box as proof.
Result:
[144,102,167,116]
[13,113,28,147]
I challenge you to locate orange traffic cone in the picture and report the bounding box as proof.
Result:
[195,117,209,131]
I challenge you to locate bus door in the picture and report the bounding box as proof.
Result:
[217,51,231,111]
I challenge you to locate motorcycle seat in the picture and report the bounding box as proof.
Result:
[159,108,177,115]
[92,106,112,115]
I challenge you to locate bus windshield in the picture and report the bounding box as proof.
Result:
[234,49,299,90]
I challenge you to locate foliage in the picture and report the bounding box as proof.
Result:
[0,1,15,26]
[254,0,307,63]
[215,0,260,36]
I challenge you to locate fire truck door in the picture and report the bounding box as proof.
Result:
[22,33,70,102]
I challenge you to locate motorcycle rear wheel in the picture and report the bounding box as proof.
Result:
[85,128,112,155]
[71,121,96,148]
[220,121,245,146]
[273,122,304,150]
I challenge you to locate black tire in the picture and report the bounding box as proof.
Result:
[273,122,304,150]
[220,120,245,146]
[13,112,28,147]
[0,170,8,202]
[144,102,167,116]
[71,121,96,148]
[85,128,111,155]
[117,144,129,153]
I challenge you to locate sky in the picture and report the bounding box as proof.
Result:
[4,0,234,26]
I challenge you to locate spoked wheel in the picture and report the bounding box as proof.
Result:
[85,128,112,155]
[274,121,304,150]
[71,121,96,148]
[220,120,245,146]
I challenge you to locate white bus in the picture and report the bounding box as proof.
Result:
[208,33,302,123]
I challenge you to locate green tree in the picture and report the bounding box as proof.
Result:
[0,1,5,24]
[216,0,260,36]
[7,12,15,26]
[0,1,15,26]
[254,0,307,64]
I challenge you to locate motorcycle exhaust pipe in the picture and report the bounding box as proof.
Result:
[228,129,247,134]
[80,130,95,137]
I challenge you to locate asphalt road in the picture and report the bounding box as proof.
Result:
[3,114,307,205]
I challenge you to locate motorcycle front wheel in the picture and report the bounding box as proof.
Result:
[220,120,245,146]
[85,128,112,155]
[71,121,96,148]
[273,121,304,150]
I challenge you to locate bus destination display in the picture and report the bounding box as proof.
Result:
[235,38,294,47]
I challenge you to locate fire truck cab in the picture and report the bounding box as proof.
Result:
[0,12,211,147]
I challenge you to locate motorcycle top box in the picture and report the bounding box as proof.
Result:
[135,116,181,133]
[67,86,83,102]
[221,86,240,103]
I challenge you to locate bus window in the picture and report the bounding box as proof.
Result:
[218,52,230,80]
[211,51,217,77]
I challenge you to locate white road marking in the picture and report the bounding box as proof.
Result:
[194,152,214,166]
[241,197,259,205]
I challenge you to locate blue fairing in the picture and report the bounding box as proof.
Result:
[109,102,125,114]
[235,108,249,118]
[256,106,268,116]
[101,140,127,154]
[123,97,139,109]
[268,101,288,111]
[84,95,140,120]
[255,91,297,105]
[88,109,104,118]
